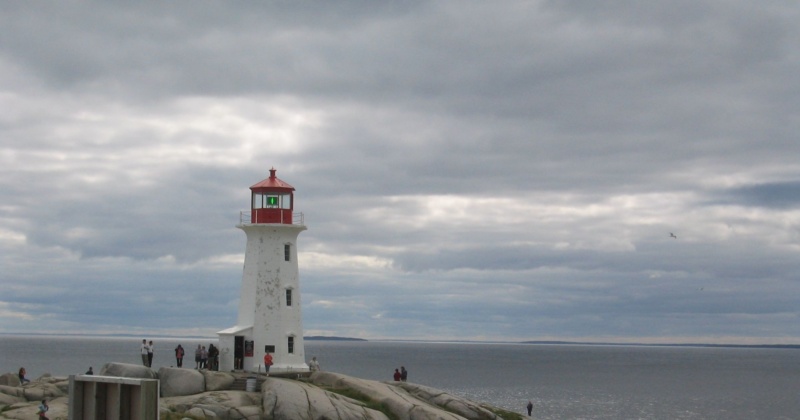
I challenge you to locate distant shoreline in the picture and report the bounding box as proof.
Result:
[1,332,796,349]
[519,341,800,349]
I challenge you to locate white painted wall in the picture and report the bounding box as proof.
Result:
[218,222,308,373]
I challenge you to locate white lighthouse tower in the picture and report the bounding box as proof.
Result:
[218,168,309,373]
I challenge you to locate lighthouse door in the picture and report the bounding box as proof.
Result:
[234,336,244,370]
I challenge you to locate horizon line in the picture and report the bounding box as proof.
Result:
[2,332,798,349]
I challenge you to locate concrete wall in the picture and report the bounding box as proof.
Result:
[69,375,159,420]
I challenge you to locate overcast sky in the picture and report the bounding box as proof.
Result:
[2,1,799,344]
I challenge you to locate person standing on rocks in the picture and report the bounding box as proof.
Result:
[400,366,408,382]
[209,344,219,370]
[175,344,184,367]
[37,399,49,419]
[195,344,202,369]
[309,356,320,372]
[264,352,273,376]
[200,345,208,369]
[140,339,150,366]
[527,400,533,416]
[18,367,30,384]
[147,340,155,367]
[393,368,401,381]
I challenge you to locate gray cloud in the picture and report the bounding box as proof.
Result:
[1,1,799,344]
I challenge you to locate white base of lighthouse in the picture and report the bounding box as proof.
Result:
[217,222,308,374]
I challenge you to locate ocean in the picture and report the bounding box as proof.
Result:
[2,335,799,419]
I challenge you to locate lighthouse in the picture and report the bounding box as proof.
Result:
[217,168,309,373]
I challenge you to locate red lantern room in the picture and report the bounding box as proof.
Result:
[249,168,296,224]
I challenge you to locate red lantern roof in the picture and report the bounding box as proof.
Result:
[250,168,295,192]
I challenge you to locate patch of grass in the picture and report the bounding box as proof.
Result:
[480,404,525,420]
[324,387,399,420]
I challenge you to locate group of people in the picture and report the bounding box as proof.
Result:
[18,371,48,419]
[135,341,322,375]
[190,343,219,370]
[139,340,222,370]
[140,339,155,367]
[392,366,408,382]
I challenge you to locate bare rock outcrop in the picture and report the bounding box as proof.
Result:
[262,375,389,420]
[309,371,495,420]
[1,370,515,419]
[161,390,262,419]
[395,382,500,420]
[0,396,69,420]
[0,375,68,403]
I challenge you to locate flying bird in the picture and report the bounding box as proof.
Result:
[669,233,677,239]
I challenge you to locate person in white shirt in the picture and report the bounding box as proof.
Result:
[140,339,150,366]
[147,340,154,367]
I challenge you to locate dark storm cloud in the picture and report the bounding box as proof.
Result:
[715,181,800,209]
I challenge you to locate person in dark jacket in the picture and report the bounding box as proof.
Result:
[175,344,184,367]
[18,367,30,384]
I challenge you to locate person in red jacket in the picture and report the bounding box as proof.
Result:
[174,344,184,368]
[264,353,273,376]
[393,368,401,381]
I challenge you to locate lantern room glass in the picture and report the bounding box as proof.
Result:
[253,193,291,209]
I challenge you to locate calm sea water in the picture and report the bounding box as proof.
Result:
[2,335,799,419]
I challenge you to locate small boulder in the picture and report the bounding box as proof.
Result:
[201,370,235,391]
[158,367,204,397]
[99,362,157,379]
[0,373,21,387]
[0,391,23,406]
[0,384,23,398]
[20,382,66,402]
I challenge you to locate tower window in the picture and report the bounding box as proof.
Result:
[286,289,292,306]
[288,336,295,354]
[284,244,291,261]
[253,193,291,209]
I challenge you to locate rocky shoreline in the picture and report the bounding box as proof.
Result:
[0,363,523,419]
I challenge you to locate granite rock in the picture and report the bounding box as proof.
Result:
[1,371,513,420]
[159,367,205,397]
[0,373,21,387]
[262,375,390,420]
[202,370,236,391]
[309,372,493,420]
[99,362,158,379]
